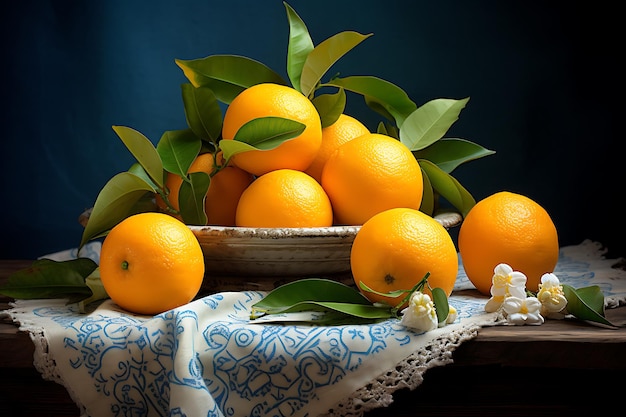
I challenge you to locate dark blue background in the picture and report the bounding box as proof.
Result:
[2,1,622,259]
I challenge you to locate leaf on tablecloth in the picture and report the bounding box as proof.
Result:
[250,278,393,322]
[562,284,617,328]
[0,258,97,304]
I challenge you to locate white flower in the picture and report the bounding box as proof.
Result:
[484,295,506,313]
[400,291,438,332]
[502,296,544,325]
[439,305,458,328]
[537,273,568,319]
[446,305,457,324]
[484,263,527,312]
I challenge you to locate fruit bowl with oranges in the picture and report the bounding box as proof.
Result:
[79,2,490,284]
[80,207,461,280]
[188,210,462,278]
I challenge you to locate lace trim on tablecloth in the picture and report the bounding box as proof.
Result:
[321,321,484,417]
[2,302,89,417]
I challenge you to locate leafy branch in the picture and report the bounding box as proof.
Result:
[80,1,495,247]
[250,273,451,327]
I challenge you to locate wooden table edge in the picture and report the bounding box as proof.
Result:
[2,259,626,370]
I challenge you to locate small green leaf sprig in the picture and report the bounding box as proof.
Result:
[79,1,494,247]
[250,272,451,329]
[0,258,107,313]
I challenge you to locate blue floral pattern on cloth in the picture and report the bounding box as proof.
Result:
[29,290,488,417]
[7,240,626,417]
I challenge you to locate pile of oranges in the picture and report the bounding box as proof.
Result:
[99,82,560,315]
[215,82,452,308]
[163,82,426,231]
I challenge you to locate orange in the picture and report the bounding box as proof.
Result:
[235,169,333,228]
[321,133,423,225]
[155,152,214,220]
[458,191,559,295]
[351,207,458,308]
[99,212,205,315]
[221,83,322,176]
[156,152,254,226]
[205,165,254,226]
[304,113,370,183]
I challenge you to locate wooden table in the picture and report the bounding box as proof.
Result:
[2,259,625,416]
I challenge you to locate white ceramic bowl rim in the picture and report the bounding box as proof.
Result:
[187,211,461,238]
[188,225,361,239]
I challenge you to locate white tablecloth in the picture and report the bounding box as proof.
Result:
[4,240,626,417]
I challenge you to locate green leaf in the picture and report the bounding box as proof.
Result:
[413,138,496,174]
[418,160,476,217]
[376,121,389,135]
[431,287,449,324]
[251,278,374,318]
[376,120,400,139]
[284,1,314,92]
[358,280,412,300]
[300,31,373,97]
[365,96,396,124]
[256,300,393,320]
[156,129,202,177]
[419,167,435,216]
[399,98,470,151]
[178,171,210,225]
[175,55,287,104]
[112,125,164,188]
[311,88,346,128]
[0,258,97,302]
[562,284,616,327]
[233,117,306,148]
[218,139,257,161]
[78,268,109,313]
[358,273,435,315]
[219,116,306,161]
[127,162,160,190]
[181,83,223,143]
[325,76,417,126]
[80,172,156,246]
[573,285,606,312]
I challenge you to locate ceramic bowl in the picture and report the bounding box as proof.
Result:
[189,225,360,277]
[188,211,462,278]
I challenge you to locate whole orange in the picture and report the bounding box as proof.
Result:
[351,207,458,308]
[458,191,559,295]
[321,133,423,225]
[304,113,369,183]
[99,212,205,315]
[235,169,333,228]
[155,152,254,226]
[205,165,255,226]
[221,83,322,176]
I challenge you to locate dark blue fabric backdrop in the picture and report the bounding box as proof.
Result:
[2,1,622,259]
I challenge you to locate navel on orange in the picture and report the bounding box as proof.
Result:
[458,191,559,295]
[99,212,205,315]
[221,83,322,176]
[235,169,333,228]
[351,207,458,308]
[321,133,423,225]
